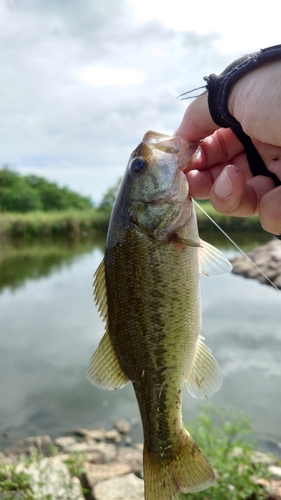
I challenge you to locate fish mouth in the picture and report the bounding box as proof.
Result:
[142,130,198,174]
[129,131,195,205]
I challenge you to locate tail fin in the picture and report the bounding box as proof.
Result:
[143,430,215,500]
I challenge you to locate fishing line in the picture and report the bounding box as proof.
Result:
[177,86,206,100]
[193,199,279,291]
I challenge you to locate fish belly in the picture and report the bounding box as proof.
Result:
[105,229,215,499]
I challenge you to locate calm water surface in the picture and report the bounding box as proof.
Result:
[0,233,280,455]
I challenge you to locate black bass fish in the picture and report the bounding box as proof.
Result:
[88,131,232,500]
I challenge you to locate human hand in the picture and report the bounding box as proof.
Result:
[175,61,281,235]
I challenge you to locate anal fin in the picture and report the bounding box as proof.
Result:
[185,336,222,398]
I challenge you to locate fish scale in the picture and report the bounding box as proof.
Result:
[88,131,232,499]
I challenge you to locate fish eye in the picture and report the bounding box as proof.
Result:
[130,157,147,175]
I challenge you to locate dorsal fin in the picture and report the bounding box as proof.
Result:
[88,258,129,390]
[93,259,108,320]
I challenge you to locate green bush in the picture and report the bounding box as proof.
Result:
[25,175,92,211]
[0,463,34,499]
[0,167,92,213]
[181,406,270,500]
[0,168,43,212]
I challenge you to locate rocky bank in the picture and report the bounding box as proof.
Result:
[1,420,281,500]
[231,238,281,289]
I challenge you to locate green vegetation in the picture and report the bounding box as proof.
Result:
[0,208,108,239]
[0,171,267,240]
[97,177,121,213]
[0,463,33,499]
[0,235,105,293]
[0,450,86,500]
[96,181,264,232]
[63,453,87,478]
[0,167,92,213]
[0,167,104,239]
[194,200,263,232]
[0,407,277,499]
[181,406,273,500]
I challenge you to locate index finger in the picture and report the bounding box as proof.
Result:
[175,93,219,141]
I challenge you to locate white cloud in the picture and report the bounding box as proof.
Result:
[78,66,146,87]
[1,0,279,203]
[128,0,281,54]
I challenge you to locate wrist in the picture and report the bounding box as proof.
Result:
[228,62,281,145]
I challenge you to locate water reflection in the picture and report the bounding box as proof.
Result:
[0,231,280,457]
[0,235,105,292]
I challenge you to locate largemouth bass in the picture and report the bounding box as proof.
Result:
[88,131,232,500]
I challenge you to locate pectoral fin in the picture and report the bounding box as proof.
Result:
[87,327,129,390]
[185,337,222,398]
[198,239,232,276]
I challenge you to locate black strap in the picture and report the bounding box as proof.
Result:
[205,44,281,187]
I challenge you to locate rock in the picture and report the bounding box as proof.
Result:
[0,452,12,465]
[16,456,84,500]
[265,480,281,499]
[94,473,144,500]
[85,462,131,488]
[75,428,106,441]
[269,466,281,478]
[117,446,143,475]
[114,419,131,435]
[4,435,54,457]
[256,477,271,489]
[230,239,281,288]
[256,478,281,498]
[273,274,281,288]
[251,451,277,466]
[122,435,132,445]
[54,436,77,450]
[64,441,117,462]
[105,429,122,443]
[84,451,105,464]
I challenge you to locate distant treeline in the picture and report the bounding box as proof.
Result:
[0,167,92,213]
[0,170,266,239]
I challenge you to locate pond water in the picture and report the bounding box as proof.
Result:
[0,232,280,456]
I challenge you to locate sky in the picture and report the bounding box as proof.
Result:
[1,0,280,204]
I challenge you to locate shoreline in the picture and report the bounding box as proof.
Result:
[1,420,281,500]
[0,205,269,240]
[0,209,109,239]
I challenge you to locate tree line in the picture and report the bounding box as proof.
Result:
[0,167,92,213]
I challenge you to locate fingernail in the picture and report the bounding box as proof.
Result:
[214,167,233,198]
[189,145,202,167]
[193,146,202,160]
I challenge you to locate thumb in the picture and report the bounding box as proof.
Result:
[210,164,274,217]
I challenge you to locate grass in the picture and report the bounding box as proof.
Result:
[0,463,34,499]
[0,450,86,500]
[0,202,265,241]
[181,406,273,500]
[194,201,263,232]
[0,208,109,239]
[0,407,277,499]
